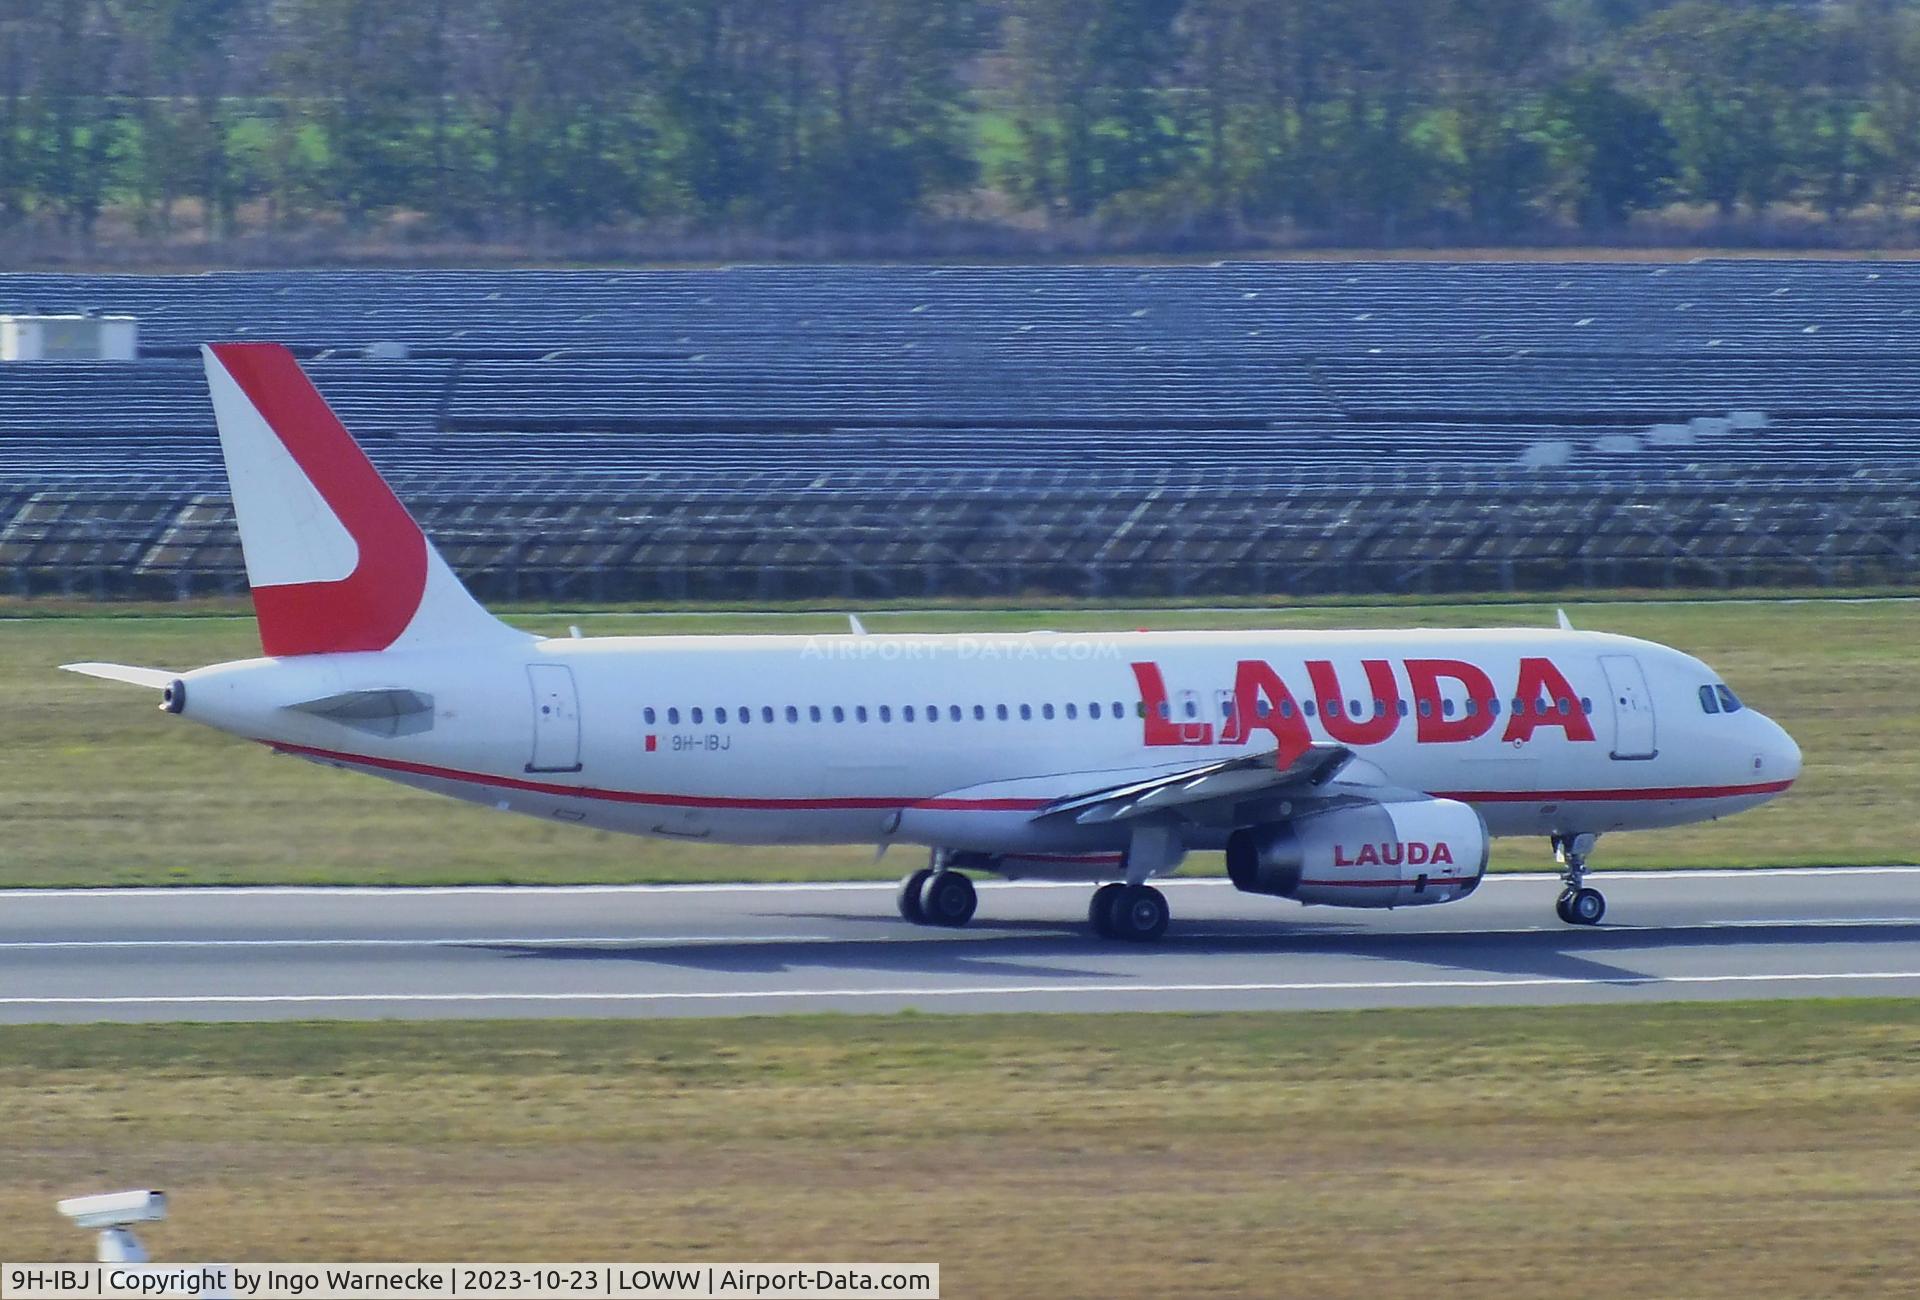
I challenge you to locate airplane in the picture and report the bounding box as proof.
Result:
[64,344,1802,941]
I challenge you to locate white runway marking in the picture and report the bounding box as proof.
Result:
[6,915,1920,952]
[7,969,1920,1008]
[10,865,1920,899]
[0,934,836,950]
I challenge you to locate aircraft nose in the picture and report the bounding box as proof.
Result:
[1759,715,1801,786]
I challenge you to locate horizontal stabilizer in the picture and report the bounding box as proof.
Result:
[60,662,176,689]
[286,687,435,738]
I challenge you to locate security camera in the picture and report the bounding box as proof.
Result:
[58,1190,166,1229]
[57,1191,165,1262]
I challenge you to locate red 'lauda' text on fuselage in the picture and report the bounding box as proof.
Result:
[1130,657,1596,758]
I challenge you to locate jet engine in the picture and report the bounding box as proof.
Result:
[1225,798,1488,908]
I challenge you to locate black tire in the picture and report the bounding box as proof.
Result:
[896,868,934,924]
[920,870,978,928]
[1089,882,1126,938]
[1110,884,1170,943]
[1570,887,1606,926]
[1554,891,1576,925]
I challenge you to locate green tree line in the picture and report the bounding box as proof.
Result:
[1,0,1918,248]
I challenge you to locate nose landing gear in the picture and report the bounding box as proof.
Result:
[1553,833,1605,925]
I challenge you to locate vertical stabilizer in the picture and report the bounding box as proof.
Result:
[201,343,526,656]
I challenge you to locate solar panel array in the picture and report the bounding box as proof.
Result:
[1,260,1916,600]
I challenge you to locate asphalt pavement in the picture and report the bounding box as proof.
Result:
[3,868,1918,1022]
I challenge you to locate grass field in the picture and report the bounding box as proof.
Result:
[1,1002,1917,1294]
[5,598,1915,887]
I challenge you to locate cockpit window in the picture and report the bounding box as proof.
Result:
[1699,685,1720,715]
[1716,685,1743,714]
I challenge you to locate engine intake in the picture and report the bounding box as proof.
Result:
[1226,798,1488,908]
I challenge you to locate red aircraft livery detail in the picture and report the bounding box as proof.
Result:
[1134,657,1598,756]
[1333,840,1455,868]
[210,342,429,658]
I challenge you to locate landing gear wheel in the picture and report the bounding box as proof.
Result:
[1551,834,1602,926]
[897,868,934,924]
[919,870,978,928]
[1088,882,1126,938]
[1107,884,1170,943]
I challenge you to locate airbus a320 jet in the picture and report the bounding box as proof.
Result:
[66,345,1801,940]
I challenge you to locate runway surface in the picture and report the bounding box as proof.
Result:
[4,868,1920,1023]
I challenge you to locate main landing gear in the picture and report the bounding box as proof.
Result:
[897,857,978,928]
[1089,882,1170,942]
[1553,833,1605,926]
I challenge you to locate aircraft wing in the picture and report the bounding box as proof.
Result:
[1033,743,1355,825]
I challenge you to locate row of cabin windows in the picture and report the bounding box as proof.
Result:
[1221,696,1593,720]
[644,701,1139,727]
[640,694,1596,727]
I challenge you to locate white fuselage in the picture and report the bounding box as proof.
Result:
[174,625,1800,878]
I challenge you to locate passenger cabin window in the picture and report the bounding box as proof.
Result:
[1020,704,1033,720]
[809,706,822,722]
[786,706,798,723]
[668,707,680,725]
[856,706,869,723]
[996,704,1009,720]
[643,707,656,725]
[880,705,893,722]
[832,706,845,723]
[691,707,704,724]
[973,705,986,720]
[1042,703,1056,720]
[1716,685,1743,713]
[1090,702,1103,719]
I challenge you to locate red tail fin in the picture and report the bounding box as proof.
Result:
[202,343,522,657]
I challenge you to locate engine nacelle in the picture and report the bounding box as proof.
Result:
[1225,798,1489,908]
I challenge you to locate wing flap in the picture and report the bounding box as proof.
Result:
[1036,744,1354,825]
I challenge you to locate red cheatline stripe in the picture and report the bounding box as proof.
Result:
[1431,780,1794,802]
[271,742,1793,814]
[271,742,1046,812]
